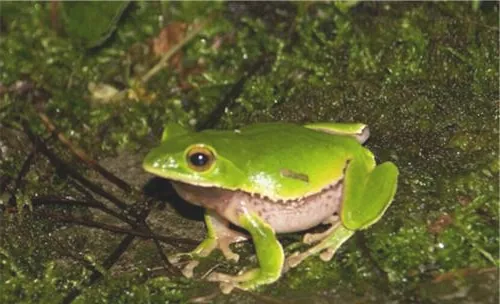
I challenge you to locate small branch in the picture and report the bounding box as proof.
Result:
[129,197,185,276]
[31,196,136,227]
[6,150,36,207]
[66,178,101,202]
[52,238,102,274]
[60,186,186,304]
[39,210,197,246]
[37,112,137,196]
[433,267,498,283]
[61,234,136,304]
[59,193,184,303]
[23,121,130,211]
[140,20,208,84]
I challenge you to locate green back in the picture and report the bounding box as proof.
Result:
[144,123,368,200]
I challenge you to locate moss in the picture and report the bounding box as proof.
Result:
[1,1,498,302]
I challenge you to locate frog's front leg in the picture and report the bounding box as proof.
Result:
[208,211,284,294]
[169,210,247,278]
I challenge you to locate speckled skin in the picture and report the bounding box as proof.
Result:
[172,178,343,234]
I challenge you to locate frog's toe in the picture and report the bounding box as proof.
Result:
[286,251,308,269]
[287,223,355,269]
[207,272,239,294]
[181,260,199,278]
[303,218,340,244]
[219,282,237,294]
[207,271,233,282]
[303,233,318,244]
[167,253,200,278]
[218,238,240,262]
[167,254,179,264]
[167,235,243,279]
[303,231,327,244]
[167,252,192,264]
[207,268,275,293]
[319,248,335,262]
[286,247,335,269]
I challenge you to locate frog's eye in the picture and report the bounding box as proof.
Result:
[186,146,215,172]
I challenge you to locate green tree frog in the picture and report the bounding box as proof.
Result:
[143,122,398,293]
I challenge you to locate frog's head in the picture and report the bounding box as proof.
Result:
[143,123,246,189]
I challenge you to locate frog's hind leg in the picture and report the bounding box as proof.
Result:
[304,122,369,143]
[286,157,398,270]
[341,157,399,231]
[169,210,247,278]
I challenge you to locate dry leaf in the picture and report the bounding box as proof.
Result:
[152,21,188,70]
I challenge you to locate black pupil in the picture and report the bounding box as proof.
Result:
[190,153,209,167]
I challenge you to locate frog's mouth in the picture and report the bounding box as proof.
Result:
[171,177,343,202]
[245,178,343,205]
[143,164,224,189]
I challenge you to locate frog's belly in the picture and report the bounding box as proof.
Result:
[172,180,343,234]
[225,181,343,234]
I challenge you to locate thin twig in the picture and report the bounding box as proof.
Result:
[141,20,208,84]
[23,121,130,211]
[37,112,136,195]
[37,98,181,276]
[6,150,36,207]
[31,196,136,227]
[66,178,101,202]
[130,197,185,275]
[60,185,185,304]
[432,267,498,283]
[52,238,102,273]
[142,220,175,274]
[38,210,197,246]
[61,234,136,304]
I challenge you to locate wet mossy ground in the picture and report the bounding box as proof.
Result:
[0,2,498,303]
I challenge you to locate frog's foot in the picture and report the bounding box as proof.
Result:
[168,232,247,278]
[285,223,354,270]
[205,211,284,294]
[208,268,280,294]
[169,211,248,278]
[302,215,339,244]
[167,237,213,278]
